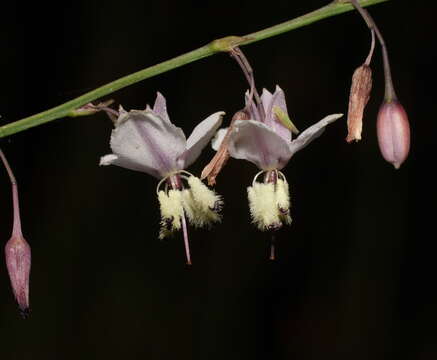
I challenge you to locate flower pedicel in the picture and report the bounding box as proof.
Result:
[100,93,224,264]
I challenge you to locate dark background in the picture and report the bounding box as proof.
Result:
[1,1,435,359]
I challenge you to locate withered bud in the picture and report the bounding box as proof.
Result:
[346,64,373,142]
[377,100,410,169]
[201,110,249,186]
[5,235,31,316]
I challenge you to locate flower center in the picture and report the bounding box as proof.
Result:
[248,169,291,231]
[156,170,223,265]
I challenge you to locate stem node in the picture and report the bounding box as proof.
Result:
[210,36,249,52]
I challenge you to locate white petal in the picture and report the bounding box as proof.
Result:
[244,90,261,121]
[227,120,293,170]
[260,88,273,115]
[108,110,186,178]
[113,105,128,126]
[99,154,118,166]
[153,92,170,123]
[211,127,228,151]
[265,85,292,142]
[289,113,343,155]
[180,111,225,168]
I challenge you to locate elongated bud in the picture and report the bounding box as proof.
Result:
[346,64,373,142]
[0,149,31,317]
[376,100,410,169]
[5,235,31,316]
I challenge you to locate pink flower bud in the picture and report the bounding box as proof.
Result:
[5,235,31,316]
[0,148,31,317]
[376,100,410,169]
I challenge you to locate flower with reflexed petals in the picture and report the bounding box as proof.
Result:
[100,92,224,264]
[212,86,342,257]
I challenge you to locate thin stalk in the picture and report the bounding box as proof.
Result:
[235,48,266,121]
[364,28,375,66]
[349,0,397,100]
[230,48,264,121]
[0,0,389,138]
[0,149,22,236]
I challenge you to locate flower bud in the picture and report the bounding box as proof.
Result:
[346,64,373,142]
[5,235,31,316]
[376,100,410,169]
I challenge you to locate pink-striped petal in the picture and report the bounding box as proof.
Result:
[289,114,343,156]
[180,111,225,168]
[100,110,186,178]
[228,120,293,170]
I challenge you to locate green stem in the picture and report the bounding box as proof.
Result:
[0,0,389,138]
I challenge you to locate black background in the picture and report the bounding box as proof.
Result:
[1,1,435,359]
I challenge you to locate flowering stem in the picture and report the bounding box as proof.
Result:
[0,0,389,139]
[0,149,22,236]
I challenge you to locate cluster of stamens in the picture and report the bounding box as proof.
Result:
[156,170,223,264]
[247,170,292,231]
